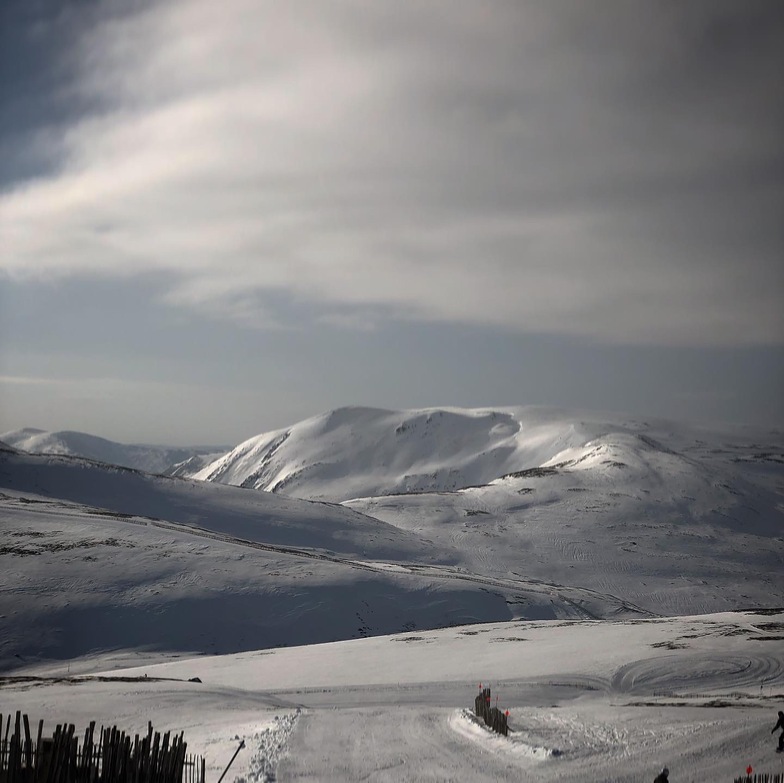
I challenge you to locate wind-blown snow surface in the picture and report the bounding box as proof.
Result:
[3,610,783,782]
[0,427,226,475]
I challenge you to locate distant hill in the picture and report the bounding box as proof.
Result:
[0,427,227,475]
[0,447,429,561]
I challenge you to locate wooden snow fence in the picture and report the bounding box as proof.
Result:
[0,712,205,783]
[733,775,784,783]
[473,687,508,737]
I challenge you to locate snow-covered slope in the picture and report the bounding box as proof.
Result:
[1,427,226,475]
[163,451,226,478]
[348,427,784,616]
[0,449,431,560]
[4,449,649,670]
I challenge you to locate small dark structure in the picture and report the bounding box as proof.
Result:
[0,712,204,783]
[473,686,508,737]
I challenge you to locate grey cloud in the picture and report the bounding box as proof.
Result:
[0,0,781,345]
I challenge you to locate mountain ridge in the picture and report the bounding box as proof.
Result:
[0,427,228,476]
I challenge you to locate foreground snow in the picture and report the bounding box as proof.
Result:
[4,610,783,782]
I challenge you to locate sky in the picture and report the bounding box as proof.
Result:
[1,0,783,446]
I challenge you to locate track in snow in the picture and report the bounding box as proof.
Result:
[610,652,784,696]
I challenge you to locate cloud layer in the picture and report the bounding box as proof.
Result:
[2,0,782,345]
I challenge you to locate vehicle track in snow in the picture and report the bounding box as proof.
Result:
[540,651,784,699]
[609,652,784,696]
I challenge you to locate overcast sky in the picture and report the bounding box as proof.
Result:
[1,0,782,445]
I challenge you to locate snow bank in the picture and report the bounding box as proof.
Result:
[449,708,559,760]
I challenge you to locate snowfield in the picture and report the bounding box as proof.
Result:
[2,406,783,781]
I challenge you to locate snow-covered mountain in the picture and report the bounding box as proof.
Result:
[0,427,227,475]
[347,430,784,617]
[195,405,784,502]
[193,405,784,617]
[0,448,429,561]
[163,451,226,478]
[195,406,582,500]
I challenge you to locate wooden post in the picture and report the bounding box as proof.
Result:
[9,712,21,783]
[22,715,32,774]
[33,719,44,782]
